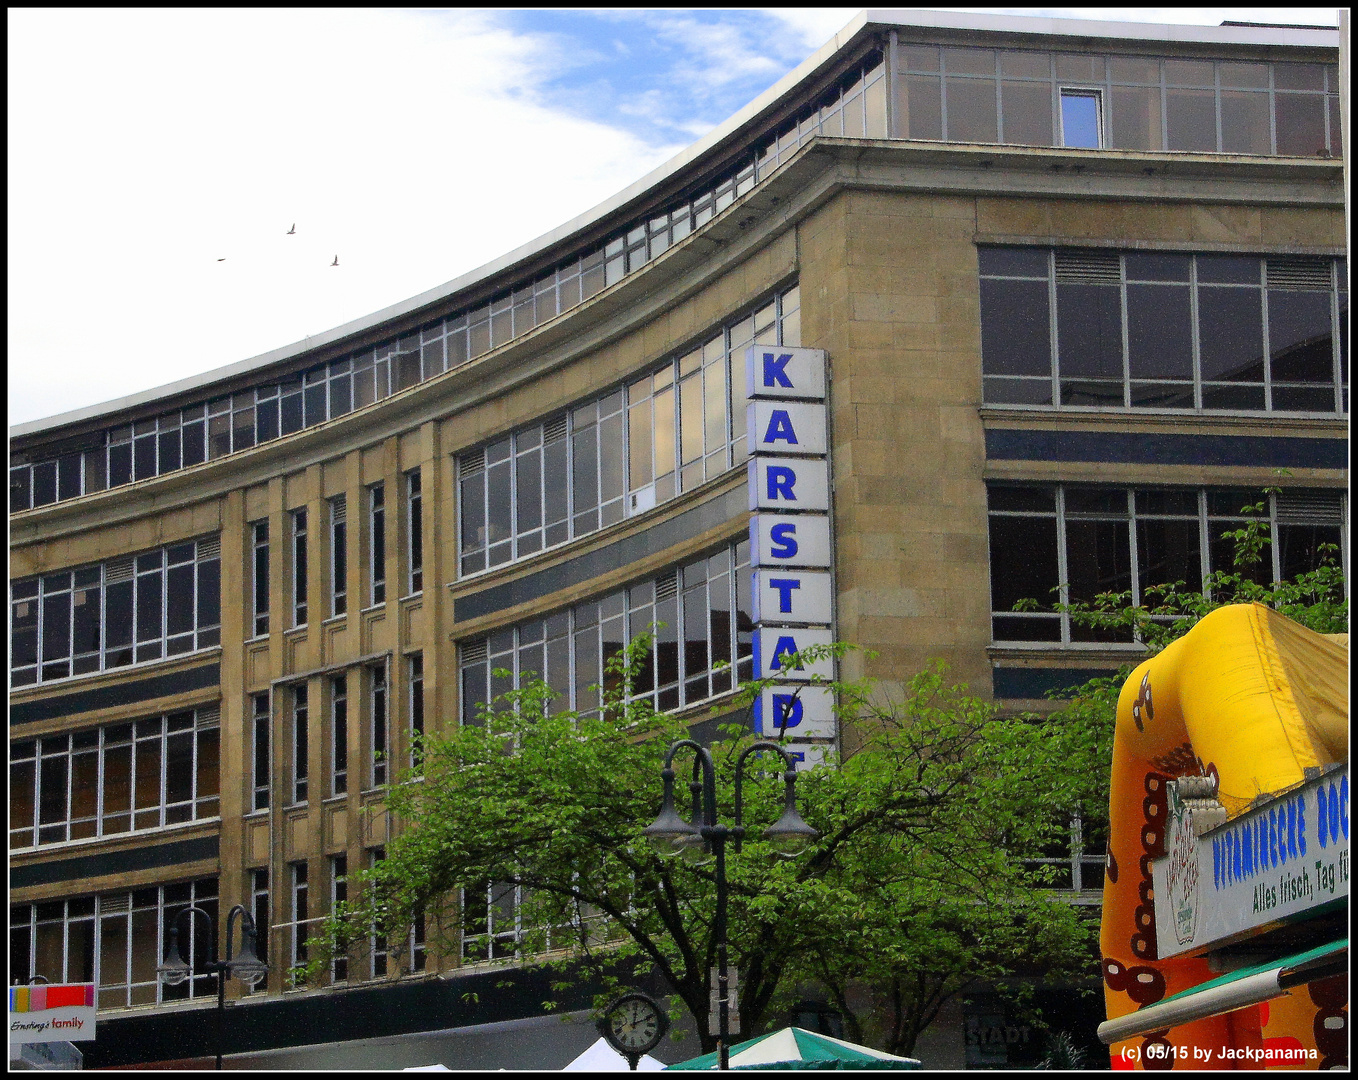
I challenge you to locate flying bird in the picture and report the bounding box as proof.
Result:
[286,223,296,235]
[217,258,226,262]
[331,255,339,267]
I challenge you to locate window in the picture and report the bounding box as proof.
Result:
[1022,812,1107,893]
[331,855,348,982]
[370,847,387,978]
[987,485,1347,644]
[406,470,423,594]
[292,684,309,805]
[895,47,1341,157]
[11,879,219,1009]
[409,654,424,770]
[330,495,347,617]
[10,709,221,850]
[252,693,270,811]
[457,288,799,576]
[369,484,386,606]
[370,664,389,788]
[1060,89,1102,147]
[462,881,523,962]
[250,520,269,637]
[459,540,752,724]
[290,862,309,977]
[10,537,222,688]
[331,675,348,796]
[249,869,269,993]
[292,508,308,627]
[980,248,1346,413]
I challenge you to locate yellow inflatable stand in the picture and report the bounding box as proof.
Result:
[1100,603,1348,1070]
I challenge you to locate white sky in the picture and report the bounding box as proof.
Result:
[7,8,1339,429]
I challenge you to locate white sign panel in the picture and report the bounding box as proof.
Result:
[783,742,832,771]
[745,346,827,400]
[752,686,836,738]
[751,514,832,569]
[749,457,829,512]
[747,401,826,457]
[9,984,96,1044]
[752,570,832,625]
[753,626,835,680]
[1152,765,1349,958]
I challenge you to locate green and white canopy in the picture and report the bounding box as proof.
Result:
[665,1027,921,1070]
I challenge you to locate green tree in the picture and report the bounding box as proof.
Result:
[304,643,1097,1055]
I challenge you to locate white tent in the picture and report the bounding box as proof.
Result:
[563,1036,666,1071]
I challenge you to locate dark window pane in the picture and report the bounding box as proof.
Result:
[1201,384,1266,410]
[58,454,82,500]
[135,574,162,642]
[988,515,1058,612]
[1197,255,1259,285]
[1137,519,1202,595]
[543,437,568,528]
[942,47,994,76]
[1166,88,1216,151]
[980,279,1051,375]
[1130,383,1195,408]
[1056,284,1122,378]
[303,382,327,427]
[42,592,71,662]
[1198,287,1263,380]
[233,407,256,450]
[280,390,303,435]
[158,430,181,473]
[1124,253,1190,282]
[571,428,598,517]
[517,449,543,533]
[1109,85,1161,151]
[1065,519,1134,641]
[1066,488,1127,515]
[329,373,352,418]
[33,461,57,506]
[989,485,1055,512]
[1274,94,1326,156]
[1001,81,1052,145]
[1128,284,1192,378]
[900,74,942,140]
[460,475,485,556]
[72,586,101,656]
[999,51,1049,79]
[12,467,32,511]
[181,422,205,467]
[256,397,280,442]
[1219,62,1269,90]
[1278,524,1342,581]
[1268,290,1333,382]
[978,246,1047,276]
[993,615,1063,642]
[166,563,195,635]
[1272,386,1336,411]
[1220,91,1271,154]
[133,436,156,481]
[946,77,998,142]
[1273,63,1324,92]
[197,559,221,630]
[1163,60,1214,88]
[486,461,512,548]
[983,377,1054,405]
[108,443,132,488]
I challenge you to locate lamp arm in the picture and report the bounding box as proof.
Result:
[663,739,717,829]
[168,905,219,972]
[733,741,799,848]
[223,904,250,964]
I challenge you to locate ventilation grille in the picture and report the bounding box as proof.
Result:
[1055,250,1120,284]
[1266,258,1331,290]
[100,894,131,915]
[330,496,346,523]
[461,639,488,664]
[106,557,134,584]
[461,448,486,475]
[197,705,221,728]
[1275,490,1344,525]
[197,536,221,560]
[655,571,678,601]
[543,415,568,443]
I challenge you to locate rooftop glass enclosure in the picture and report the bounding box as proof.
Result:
[11,27,1342,513]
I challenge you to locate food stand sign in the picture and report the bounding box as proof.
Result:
[1153,765,1349,958]
[9,984,96,1043]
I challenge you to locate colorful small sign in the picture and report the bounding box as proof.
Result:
[9,984,97,1043]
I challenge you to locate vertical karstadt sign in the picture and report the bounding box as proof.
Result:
[745,345,835,766]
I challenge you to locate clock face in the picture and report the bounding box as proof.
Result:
[609,996,663,1052]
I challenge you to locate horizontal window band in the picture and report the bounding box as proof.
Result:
[985,430,1346,469]
[10,662,221,726]
[993,666,1123,700]
[10,834,219,890]
[453,481,749,624]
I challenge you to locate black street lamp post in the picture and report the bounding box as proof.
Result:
[643,739,818,1070]
[156,904,269,1069]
